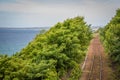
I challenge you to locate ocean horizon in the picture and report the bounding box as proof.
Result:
[0,27,49,55]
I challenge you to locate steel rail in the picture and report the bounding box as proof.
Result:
[87,43,102,80]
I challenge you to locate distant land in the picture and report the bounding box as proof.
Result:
[0,27,50,30]
[91,26,101,32]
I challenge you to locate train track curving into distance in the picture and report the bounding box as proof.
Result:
[80,34,111,80]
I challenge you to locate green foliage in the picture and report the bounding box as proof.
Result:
[0,16,92,80]
[100,9,120,63]
[100,9,120,79]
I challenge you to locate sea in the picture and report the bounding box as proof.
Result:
[0,28,48,55]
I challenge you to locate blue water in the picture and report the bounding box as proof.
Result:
[0,28,41,55]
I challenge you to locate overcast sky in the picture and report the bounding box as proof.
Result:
[0,0,120,28]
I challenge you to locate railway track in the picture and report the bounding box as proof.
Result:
[80,35,111,80]
[87,55,102,80]
[87,39,103,80]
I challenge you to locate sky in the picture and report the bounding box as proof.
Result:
[0,0,120,28]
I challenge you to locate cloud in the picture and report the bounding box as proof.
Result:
[0,0,120,27]
[0,0,119,15]
[0,0,77,14]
